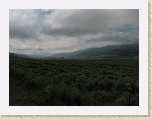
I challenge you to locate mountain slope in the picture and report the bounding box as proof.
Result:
[9,52,29,59]
[77,44,139,57]
[50,50,83,57]
[9,44,139,59]
[50,44,139,58]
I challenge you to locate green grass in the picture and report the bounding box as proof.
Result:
[9,56,139,106]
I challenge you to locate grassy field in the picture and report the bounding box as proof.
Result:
[9,56,139,106]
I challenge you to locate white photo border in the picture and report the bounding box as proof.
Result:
[0,0,148,115]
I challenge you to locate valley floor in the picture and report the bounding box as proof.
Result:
[9,57,139,106]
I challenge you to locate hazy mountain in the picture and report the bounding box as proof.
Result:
[50,50,85,57]
[50,44,139,58]
[9,44,139,59]
[9,52,29,59]
[9,52,46,59]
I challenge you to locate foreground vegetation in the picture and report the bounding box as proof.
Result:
[9,56,139,106]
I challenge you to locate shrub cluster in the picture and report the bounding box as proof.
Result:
[9,58,139,106]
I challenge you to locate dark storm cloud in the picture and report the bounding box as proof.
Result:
[9,9,139,56]
[9,9,43,40]
[9,24,38,40]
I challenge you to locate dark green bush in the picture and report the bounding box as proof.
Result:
[9,58,139,106]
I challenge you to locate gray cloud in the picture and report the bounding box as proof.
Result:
[9,9,42,40]
[9,9,139,56]
[9,25,37,40]
[40,9,139,36]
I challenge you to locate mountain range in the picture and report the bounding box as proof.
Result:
[9,43,139,59]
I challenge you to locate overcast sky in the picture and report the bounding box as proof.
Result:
[9,9,139,56]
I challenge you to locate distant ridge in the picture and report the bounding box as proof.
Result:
[50,43,139,58]
[9,52,29,58]
[9,44,139,59]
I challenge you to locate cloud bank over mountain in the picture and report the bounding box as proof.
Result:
[9,9,139,56]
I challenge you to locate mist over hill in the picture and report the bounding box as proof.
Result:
[9,52,29,58]
[9,44,139,59]
[50,43,139,58]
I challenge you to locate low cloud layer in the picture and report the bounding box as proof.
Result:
[9,9,139,56]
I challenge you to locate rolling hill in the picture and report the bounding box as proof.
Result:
[50,43,139,58]
[9,52,29,59]
[9,44,139,59]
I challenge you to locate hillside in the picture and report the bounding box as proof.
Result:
[9,52,29,59]
[50,44,139,58]
[9,44,139,59]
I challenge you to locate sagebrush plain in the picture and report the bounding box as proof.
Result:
[9,55,139,106]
